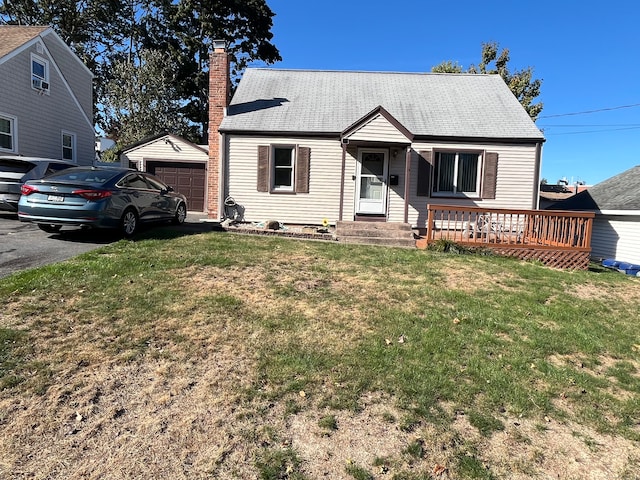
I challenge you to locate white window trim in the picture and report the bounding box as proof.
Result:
[31,53,50,94]
[271,145,295,192]
[0,113,18,153]
[62,131,76,162]
[432,150,482,197]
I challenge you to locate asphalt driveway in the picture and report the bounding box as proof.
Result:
[0,212,212,279]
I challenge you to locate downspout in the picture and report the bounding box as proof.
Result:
[219,131,226,220]
[533,141,543,210]
[403,147,411,223]
[339,139,348,221]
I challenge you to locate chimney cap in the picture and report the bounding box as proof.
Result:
[212,39,227,52]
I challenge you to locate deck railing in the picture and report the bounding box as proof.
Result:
[425,204,595,269]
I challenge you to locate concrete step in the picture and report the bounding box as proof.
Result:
[336,221,416,248]
[337,221,413,233]
[339,236,417,248]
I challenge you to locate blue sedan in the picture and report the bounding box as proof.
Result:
[18,166,188,236]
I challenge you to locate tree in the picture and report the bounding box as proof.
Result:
[1,0,281,143]
[138,0,282,141]
[101,49,195,147]
[432,42,543,121]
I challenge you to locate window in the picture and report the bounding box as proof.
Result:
[433,151,481,196]
[272,146,295,191]
[0,114,16,152]
[416,150,498,199]
[45,162,75,175]
[144,175,169,192]
[62,132,76,161]
[31,54,50,91]
[257,145,310,194]
[119,174,150,190]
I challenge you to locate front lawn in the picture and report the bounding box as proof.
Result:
[1,230,638,479]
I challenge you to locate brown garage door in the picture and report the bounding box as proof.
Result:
[147,161,206,211]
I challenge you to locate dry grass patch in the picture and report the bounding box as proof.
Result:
[565,278,640,302]
[2,235,640,479]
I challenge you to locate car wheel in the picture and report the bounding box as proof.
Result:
[38,224,62,233]
[173,202,187,225]
[121,209,138,237]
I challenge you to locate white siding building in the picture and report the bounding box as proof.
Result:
[207,44,545,227]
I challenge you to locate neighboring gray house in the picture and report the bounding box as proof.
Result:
[206,43,545,228]
[0,26,94,164]
[550,165,640,265]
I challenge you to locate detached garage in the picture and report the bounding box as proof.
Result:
[120,134,208,212]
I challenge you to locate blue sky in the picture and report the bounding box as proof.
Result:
[263,0,639,186]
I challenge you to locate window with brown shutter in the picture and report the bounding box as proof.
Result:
[416,150,433,196]
[430,149,493,198]
[256,144,311,194]
[481,152,498,199]
[295,146,310,193]
[257,145,269,192]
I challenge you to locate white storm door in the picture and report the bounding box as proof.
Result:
[356,149,388,214]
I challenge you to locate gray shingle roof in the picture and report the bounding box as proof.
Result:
[550,165,640,212]
[220,69,544,140]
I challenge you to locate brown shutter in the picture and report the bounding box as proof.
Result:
[416,150,433,197]
[257,145,269,192]
[295,146,310,193]
[481,152,498,199]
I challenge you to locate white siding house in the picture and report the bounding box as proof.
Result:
[207,44,545,227]
[0,26,94,163]
[551,165,640,265]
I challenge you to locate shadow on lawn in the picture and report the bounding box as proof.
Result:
[50,220,217,244]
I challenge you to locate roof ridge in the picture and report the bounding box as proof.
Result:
[245,67,497,77]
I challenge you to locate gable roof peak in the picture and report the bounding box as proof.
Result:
[0,25,52,58]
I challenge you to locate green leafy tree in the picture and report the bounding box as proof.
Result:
[137,0,281,141]
[1,0,281,143]
[101,49,195,147]
[433,41,543,121]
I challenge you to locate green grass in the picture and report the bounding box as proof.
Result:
[1,230,639,477]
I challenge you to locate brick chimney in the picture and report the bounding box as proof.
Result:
[207,40,230,219]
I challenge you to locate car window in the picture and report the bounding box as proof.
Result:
[45,169,121,183]
[45,163,73,175]
[119,174,150,190]
[0,159,35,174]
[143,175,168,191]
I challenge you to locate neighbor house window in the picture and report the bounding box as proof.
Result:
[272,146,295,191]
[433,151,481,196]
[62,132,75,161]
[31,54,49,91]
[0,114,17,152]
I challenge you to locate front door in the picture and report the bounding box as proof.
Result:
[356,149,388,215]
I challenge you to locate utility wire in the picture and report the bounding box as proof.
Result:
[538,103,640,119]
[538,124,640,127]
[542,125,640,136]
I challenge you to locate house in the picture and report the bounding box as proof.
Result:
[121,133,208,212]
[539,182,589,209]
[549,165,640,265]
[0,26,94,164]
[207,42,545,229]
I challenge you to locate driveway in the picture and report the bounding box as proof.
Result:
[0,212,212,279]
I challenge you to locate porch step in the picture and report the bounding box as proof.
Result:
[336,221,416,248]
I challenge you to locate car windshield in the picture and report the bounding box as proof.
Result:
[44,169,121,184]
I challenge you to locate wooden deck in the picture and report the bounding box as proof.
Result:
[420,204,595,269]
